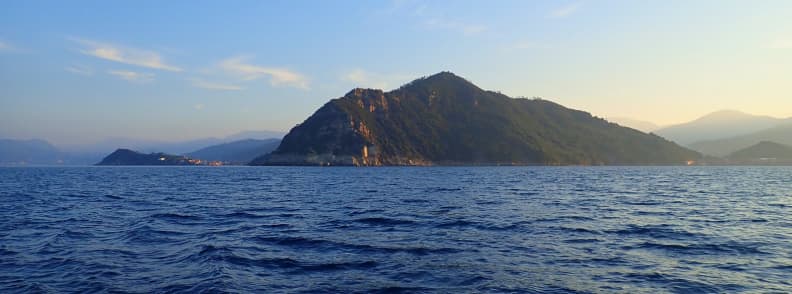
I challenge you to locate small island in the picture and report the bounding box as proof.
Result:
[96,149,223,166]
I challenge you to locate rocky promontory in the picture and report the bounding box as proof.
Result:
[251,72,700,166]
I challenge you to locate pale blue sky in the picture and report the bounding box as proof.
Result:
[1,0,791,145]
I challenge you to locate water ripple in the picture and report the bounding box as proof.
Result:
[1,166,791,292]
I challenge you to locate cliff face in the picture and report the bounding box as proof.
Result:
[260,89,428,166]
[251,72,700,166]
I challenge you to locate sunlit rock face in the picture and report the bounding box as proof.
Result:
[252,87,431,166]
[251,72,700,166]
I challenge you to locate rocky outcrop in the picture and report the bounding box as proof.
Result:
[250,72,700,166]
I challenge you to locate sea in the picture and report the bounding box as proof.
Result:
[0,166,790,293]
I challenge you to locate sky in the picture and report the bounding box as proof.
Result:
[2,0,792,146]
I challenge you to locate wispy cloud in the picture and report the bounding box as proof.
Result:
[341,69,414,90]
[424,17,487,35]
[0,40,21,53]
[219,56,309,90]
[65,64,93,75]
[191,78,243,91]
[767,38,792,49]
[72,38,182,71]
[377,2,486,36]
[549,2,582,19]
[108,70,154,83]
[193,104,205,111]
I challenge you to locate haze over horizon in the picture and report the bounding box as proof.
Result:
[2,1,792,145]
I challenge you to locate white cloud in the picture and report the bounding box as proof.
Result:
[65,65,93,75]
[341,69,414,90]
[193,104,205,111]
[72,38,182,71]
[767,38,792,49]
[0,40,20,53]
[108,70,154,83]
[191,78,243,91]
[219,56,309,90]
[424,17,487,35]
[549,2,582,18]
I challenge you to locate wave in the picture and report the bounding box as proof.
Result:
[250,235,464,256]
[193,244,378,272]
[352,217,416,226]
[607,224,701,240]
[629,241,767,255]
[150,213,203,221]
[3,166,791,293]
[219,211,267,219]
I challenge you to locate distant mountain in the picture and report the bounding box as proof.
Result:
[186,138,280,164]
[67,137,225,155]
[654,110,787,146]
[0,139,64,165]
[607,117,661,133]
[729,141,792,159]
[96,149,197,165]
[225,130,285,141]
[689,123,792,156]
[726,141,792,164]
[60,129,285,155]
[252,72,699,166]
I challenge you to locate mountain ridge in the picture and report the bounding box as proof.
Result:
[606,117,661,133]
[725,141,792,165]
[729,141,792,159]
[252,72,700,166]
[186,138,280,164]
[654,110,787,146]
[689,122,792,156]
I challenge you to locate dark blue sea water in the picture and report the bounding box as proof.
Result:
[1,166,790,293]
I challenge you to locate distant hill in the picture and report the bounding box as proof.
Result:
[689,123,792,156]
[252,72,700,166]
[186,138,280,164]
[607,117,661,133]
[654,110,787,146]
[225,130,285,141]
[727,141,792,164]
[0,139,64,165]
[729,141,792,159]
[60,130,285,155]
[96,149,197,166]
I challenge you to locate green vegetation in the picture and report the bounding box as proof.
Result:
[97,149,195,165]
[728,141,792,164]
[252,72,700,166]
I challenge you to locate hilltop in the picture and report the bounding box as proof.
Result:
[251,72,699,166]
